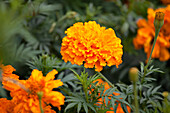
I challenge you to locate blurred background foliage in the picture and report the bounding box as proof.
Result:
[0,0,169,98]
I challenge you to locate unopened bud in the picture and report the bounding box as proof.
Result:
[129,67,139,82]
[154,12,165,30]
[37,91,43,99]
[162,91,169,98]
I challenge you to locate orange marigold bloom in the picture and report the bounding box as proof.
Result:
[60,21,123,71]
[93,79,131,113]
[133,6,170,61]
[0,98,56,113]
[0,98,15,113]
[5,69,64,113]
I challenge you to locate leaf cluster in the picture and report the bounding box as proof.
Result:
[116,62,165,112]
[64,69,130,113]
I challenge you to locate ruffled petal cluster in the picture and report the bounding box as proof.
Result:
[61,21,123,71]
[0,65,65,113]
[133,5,170,61]
[92,79,131,113]
[0,98,15,113]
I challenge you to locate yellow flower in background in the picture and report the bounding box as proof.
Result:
[133,5,170,61]
[60,21,123,71]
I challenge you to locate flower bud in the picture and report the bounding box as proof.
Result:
[154,12,165,30]
[162,91,169,98]
[37,91,44,99]
[129,67,139,82]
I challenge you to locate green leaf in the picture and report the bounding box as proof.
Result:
[105,96,109,106]
[104,88,111,96]
[151,85,161,95]
[83,102,88,113]
[111,98,116,110]
[65,103,77,112]
[87,103,96,112]
[121,103,129,113]
[107,88,116,96]
[114,103,119,113]
[77,102,82,113]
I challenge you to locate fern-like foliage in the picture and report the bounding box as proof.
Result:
[116,62,164,112]
[26,54,81,74]
[64,69,131,113]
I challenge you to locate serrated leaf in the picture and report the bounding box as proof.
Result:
[104,88,111,96]
[151,85,161,95]
[121,103,129,113]
[83,103,88,113]
[77,102,82,113]
[105,96,109,106]
[87,103,96,112]
[111,98,116,110]
[107,88,116,96]
[147,86,153,97]
[140,62,144,73]
[65,103,77,112]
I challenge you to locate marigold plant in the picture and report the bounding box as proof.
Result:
[133,5,170,61]
[60,21,123,71]
[0,65,65,113]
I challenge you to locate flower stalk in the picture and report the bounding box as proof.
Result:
[37,92,44,113]
[129,67,139,113]
[133,82,139,113]
[141,11,165,89]
[97,72,115,88]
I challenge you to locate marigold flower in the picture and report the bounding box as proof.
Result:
[0,98,15,113]
[60,21,123,71]
[93,79,131,113]
[0,98,55,113]
[133,6,170,61]
[3,69,64,113]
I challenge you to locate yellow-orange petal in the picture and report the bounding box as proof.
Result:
[45,69,58,81]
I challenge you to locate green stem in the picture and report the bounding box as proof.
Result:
[145,28,160,68]
[39,97,44,113]
[140,28,161,98]
[83,86,89,103]
[97,72,115,88]
[133,82,139,113]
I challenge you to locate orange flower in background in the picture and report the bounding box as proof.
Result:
[161,0,170,5]
[133,5,170,61]
[0,65,65,113]
[9,69,65,112]
[93,79,131,113]
[60,21,123,71]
